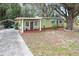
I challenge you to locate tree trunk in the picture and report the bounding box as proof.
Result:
[66,16,74,30]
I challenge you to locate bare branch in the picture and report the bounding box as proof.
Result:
[55,8,65,17]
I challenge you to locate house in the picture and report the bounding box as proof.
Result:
[54,15,64,27]
[15,17,64,33]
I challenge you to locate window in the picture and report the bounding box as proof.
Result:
[51,20,55,23]
[26,22,29,26]
[59,20,62,23]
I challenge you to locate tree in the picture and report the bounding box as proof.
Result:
[6,8,13,19]
[0,4,9,20]
[20,3,36,17]
[33,3,54,17]
[5,3,21,19]
[0,3,21,20]
[54,3,79,30]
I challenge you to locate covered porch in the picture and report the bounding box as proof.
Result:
[15,17,42,33]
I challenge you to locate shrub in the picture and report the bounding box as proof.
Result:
[15,22,19,30]
[52,25,57,30]
[1,19,15,29]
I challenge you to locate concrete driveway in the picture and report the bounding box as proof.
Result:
[0,29,33,56]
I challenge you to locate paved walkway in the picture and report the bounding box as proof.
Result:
[0,29,33,56]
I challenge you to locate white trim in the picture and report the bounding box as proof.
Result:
[29,21,30,30]
[39,20,42,31]
[15,17,42,20]
[21,19,24,33]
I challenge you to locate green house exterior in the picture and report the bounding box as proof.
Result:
[15,17,64,33]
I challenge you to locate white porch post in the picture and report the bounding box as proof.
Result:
[39,19,42,31]
[21,19,24,33]
[29,21,30,30]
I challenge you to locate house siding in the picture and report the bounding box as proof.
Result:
[16,19,53,30]
[16,18,64,31]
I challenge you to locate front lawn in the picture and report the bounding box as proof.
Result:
[22,29,79,56]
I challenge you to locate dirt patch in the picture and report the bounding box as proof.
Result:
[21,29,79,56]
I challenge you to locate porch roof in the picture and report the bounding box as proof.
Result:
[15,17,42,20]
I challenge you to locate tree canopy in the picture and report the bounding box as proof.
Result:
[54,3,79,30]
[1,3,79,30]
[32,3,54,17]
[0,3,36,20]
[0,3,21,20]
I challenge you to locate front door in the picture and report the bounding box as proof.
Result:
[30,22,33,30]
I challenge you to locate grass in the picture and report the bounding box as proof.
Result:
[22,28,79,56]
[22,30,79,56]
